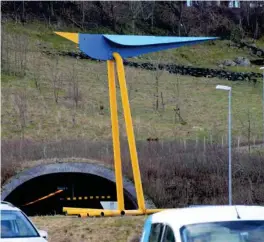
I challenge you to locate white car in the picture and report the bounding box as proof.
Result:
[1,201,48,242]
[140,205,264,242]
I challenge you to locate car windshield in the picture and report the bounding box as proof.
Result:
[180,220,264,242]
[1,210,39,238]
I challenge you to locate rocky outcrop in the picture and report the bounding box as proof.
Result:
[222,59,237,67]
[221,57,251,67]
[234,57,251,66]
[237,41,264,58]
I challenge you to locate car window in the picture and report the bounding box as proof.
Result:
[149,223,164,242]
[180,220,264,242]
[1,210,39,238]
[162,225,176,242]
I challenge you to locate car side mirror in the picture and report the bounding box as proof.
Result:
[39,230,48,240]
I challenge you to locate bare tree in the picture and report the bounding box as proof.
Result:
[160,91,165,112]
[48,57,63,104]
[239,107,255,153]
[32,52,42,92]
[2,31,29,77]
[151,55,165,111]
[21,1,25,24]
[68,59,81,108]
[173,75,186,125]
[17,35,28,76]
[129,1,142,34]
[11,90,28,140]
[246,109,252,153]
[154,65,162,111]
[126,68,138,104]
[150,2,155,32]
[76,1,92,29]
[1,29,11,74]
[141,1,156,32]
[166,1,185,36]
[66,59,81,127]
[96,1,122,32]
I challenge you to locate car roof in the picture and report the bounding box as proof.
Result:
[0,201,21,211]
[151,205,264,230]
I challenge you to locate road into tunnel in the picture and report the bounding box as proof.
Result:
[1,162,155,216]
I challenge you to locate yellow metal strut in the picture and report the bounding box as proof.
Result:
[107,59,125,212]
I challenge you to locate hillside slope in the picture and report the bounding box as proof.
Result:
[1,22,263,142]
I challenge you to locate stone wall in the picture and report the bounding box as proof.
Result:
[44,50,263,82]
[124,60,262,82]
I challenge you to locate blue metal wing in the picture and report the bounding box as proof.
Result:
[55,32,219,61]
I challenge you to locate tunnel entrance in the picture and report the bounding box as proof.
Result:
[1,162,150,216]
[4,172,136,216]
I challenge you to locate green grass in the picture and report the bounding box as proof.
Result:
[257,36,264,48]
[2,21,116,51]
[2,21,77,51]
[1,22,263,142]
[31,215,145,242]
[139,40,263,74]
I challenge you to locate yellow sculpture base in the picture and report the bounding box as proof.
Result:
[63,207,164,217]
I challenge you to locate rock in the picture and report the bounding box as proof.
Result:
[218,64,224,68]
[234,57,251,66]
[222,60,236,66]
[256,51,263,57]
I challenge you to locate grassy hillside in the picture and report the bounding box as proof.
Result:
[3,21,264,70]
[1,22,264,242]
[1,22,263,142]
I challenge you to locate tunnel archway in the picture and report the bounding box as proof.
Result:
[1,162,155,216]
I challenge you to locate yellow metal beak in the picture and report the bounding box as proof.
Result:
[54,32,79,44]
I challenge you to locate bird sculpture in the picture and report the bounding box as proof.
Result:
[55,32,218,217]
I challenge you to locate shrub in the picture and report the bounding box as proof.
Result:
[1,139,264,206]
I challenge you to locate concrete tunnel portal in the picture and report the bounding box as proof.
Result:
[1,162,155,216]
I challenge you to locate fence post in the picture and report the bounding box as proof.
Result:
[43,144,47,159]
[161,140,164,149]
[106,143,109,156]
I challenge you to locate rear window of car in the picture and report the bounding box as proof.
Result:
[1,210,40,238]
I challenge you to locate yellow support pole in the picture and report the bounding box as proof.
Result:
[113,52,146,211]
[91,210,123,217]
[124,210,144,216]
[107,60,125,211]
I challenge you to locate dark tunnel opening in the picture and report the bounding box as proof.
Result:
[4,173,137,216]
